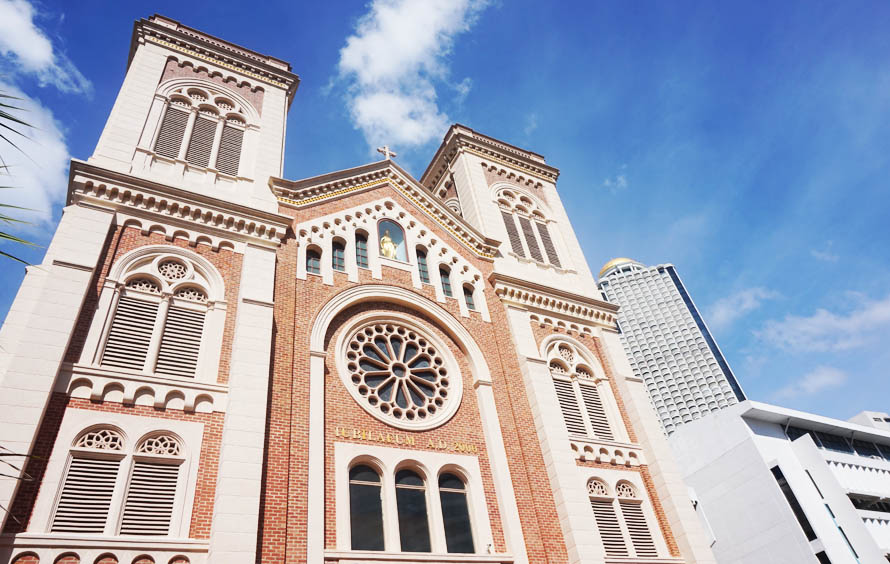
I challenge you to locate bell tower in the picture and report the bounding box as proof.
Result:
[90,15,299,211]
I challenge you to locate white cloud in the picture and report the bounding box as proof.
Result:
[523,112,538,137]
[757,293,890,352]
[0,81,69,226]
[602,164,628,192]
[337,0,489,150]
[810,240,839,262]
[773,366,847,399]
[0,0,91,95]
[454,77,472,105]
[707,287,778,331]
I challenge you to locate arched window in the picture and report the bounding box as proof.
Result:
[349,465,384,551]
[51,428,184,537]
[395,469,431,552]
[463,285,476,311]
[587,478,626,557]
[100,255,212,379]
[416,248,430,284]
[332,240,346,272]
[439,268,453,298]
[587,478,659,558]
[378,219,406,261]
[439,473,474,553]
[548,341,616,441]
[154,85,249,177]
[306,248,321,275]
[355,232,369,269]
[616,482,657,557]
[495,188,561,267]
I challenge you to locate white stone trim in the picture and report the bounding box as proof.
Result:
[0,535,208,564]
[29,409,203,538]
[334,442,497,556]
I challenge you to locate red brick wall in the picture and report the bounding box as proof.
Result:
[64,226,243,385]
[3,395,223,539]
[161,58,265,115]
[259,184,569,563]
[10,554,38,564]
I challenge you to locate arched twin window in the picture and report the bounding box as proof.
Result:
[587,478,658,558]
[439,268,453,298]
[52,427,184,536]
[548,341,617,441]
[496,188,560,267]
[99,254,215,379]
[306,248,322,275]
[154,85,249,176]
[349,464,475,554]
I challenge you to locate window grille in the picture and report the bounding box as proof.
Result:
[51,457,121,533]
[332,241,346,272]
[580,384,614,440]
[185,116,217,168]
[307,249,322,275]
[501,211,525,257]
[518,216,544,262]
[620,501,657,557]
[215,125,243,176]
[154,107,189,159]
[590,499,627,556]
[553,378,587,435]
[463,286,476,310]
[440,268,453,298]
[355,234,369,269]
[416,248,430,284]
[155,306,205,378]
[101,296,159,371]
[536,222,561,267]
[119,460,180,535]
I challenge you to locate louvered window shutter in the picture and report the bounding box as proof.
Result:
[155,306,205,378]
[553,379,586,435]
[119,460,180,535]
[590,500,628,556]
[519,216,544,262]
[154,107,189,159]
[620,501,658,557]
[215,125,244,176]
[101,296,159,371]
[51,457,120,533]
[185,116,217,168]
[501,211,525,257]
[579,384,614,440]
[536,222,561,267]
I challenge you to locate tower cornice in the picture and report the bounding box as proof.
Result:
[131,15,300,105]
[490,273,619,329]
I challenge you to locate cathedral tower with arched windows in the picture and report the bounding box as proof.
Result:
[0,15,715,564]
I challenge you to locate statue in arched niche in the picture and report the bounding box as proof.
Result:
[380,229,398,259]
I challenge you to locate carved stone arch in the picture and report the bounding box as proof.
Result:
[540,333,608,381]
[157,77,260,124]
[490,182,550,218]
[135,430,186,457]
[107,245,226,303]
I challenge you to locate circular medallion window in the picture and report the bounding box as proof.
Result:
[339,319,462,430]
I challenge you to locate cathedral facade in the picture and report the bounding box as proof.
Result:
[0,15,715,564]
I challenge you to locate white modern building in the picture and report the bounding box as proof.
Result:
[670,400,890,563]
[597,259,746,434]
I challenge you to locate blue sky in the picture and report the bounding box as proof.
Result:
[1,0,888,421]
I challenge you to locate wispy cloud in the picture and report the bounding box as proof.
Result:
[602,164,628,192]
[523,112,538,137]
[773,366,847,399]
[810,240,839,262]
[757,293,890,352]
[336,0,490,151]
[0,0,91,95]
[707,287,778,331]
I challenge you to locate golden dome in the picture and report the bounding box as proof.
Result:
[599,257,636,278]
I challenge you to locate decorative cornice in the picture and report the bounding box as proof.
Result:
[271,160,500,259]
[68,160,291,249]
[421,124,560,191]
[133,15,300,104]
[490,273,618,328]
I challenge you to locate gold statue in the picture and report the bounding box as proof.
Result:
[380,229,398,259]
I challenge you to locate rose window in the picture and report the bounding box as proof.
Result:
[126,277,160,294]
[616,482,636,498]
[138,434,182,456]
[174,286,208,303]
[75,428,124,450]
[159,260,187,281]
[587,479,608,497]
[343,322,458,429]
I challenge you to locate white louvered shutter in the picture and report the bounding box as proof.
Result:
[119,460,180,535]
[215,125,243,176]
[590,499,628,556]
[51,457,120,533]
[101,296,159,371]
[620,501,658,557]
[579,384,614,440]
[155,306,205,378]
[518,216,544,262]
[185,116,217,168]
[536,222,561,267]
[154,107,189,159]
[553,379,586,435]
[501,211,525,257]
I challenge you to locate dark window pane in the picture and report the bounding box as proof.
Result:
[438,473,464,490]
[417,249,430,284]
[350,482,384,550]
[815,551,832,564]
[307,250,321,275]
[396,469,424,486]
[356,234,369,269]
[350,464,380,483]
[771,466,817,541]
[463,286,475,310]
[440,490,474,553]
[440,269,452,297]
[815,432,852,454]
[852,439,881,458]
[396,487,431,552]
[333,242,346,271]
